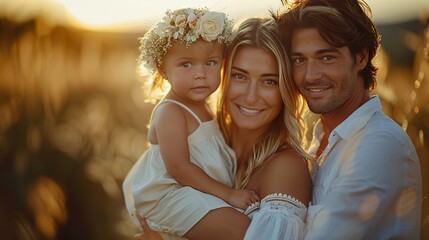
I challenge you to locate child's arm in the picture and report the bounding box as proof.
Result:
[153,103,259,209]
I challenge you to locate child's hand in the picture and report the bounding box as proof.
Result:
[136,215,163,240]
[227,189,260,210]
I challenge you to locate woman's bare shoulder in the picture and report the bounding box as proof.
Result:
[273,149,310,167]
[258,149,312,204]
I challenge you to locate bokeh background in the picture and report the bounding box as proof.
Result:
[0,0,428,239]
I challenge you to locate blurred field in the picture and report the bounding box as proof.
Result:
[0,14,428,240]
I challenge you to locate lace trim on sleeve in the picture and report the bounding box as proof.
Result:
[244,193,307,216]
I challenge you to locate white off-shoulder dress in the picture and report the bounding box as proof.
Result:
[122,99,236,238]
[243,193,307,240]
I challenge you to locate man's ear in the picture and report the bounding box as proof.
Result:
[356,49,369,71]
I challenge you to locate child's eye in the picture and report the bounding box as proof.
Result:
[181,62,192,68]
[207,60,217,66]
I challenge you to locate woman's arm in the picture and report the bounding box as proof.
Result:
[258,150,312,203]
[244,150,312,240]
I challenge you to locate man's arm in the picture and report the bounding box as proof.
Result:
[305,130,421,239]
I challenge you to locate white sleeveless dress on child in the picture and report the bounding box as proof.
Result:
[122,99,236,238]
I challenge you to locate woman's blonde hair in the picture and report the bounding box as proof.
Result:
[217,17,313,188]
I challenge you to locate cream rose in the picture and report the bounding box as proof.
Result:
[197,12,225,41]
[154,21,170,38]
[174,14,187,28]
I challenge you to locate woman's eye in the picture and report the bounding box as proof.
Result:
[263,79,278,86]
[231,73,245,80]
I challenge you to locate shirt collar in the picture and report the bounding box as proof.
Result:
[334,96,381,141]
[309,96,382,153]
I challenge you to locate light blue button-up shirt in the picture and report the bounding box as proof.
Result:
[305,96,422,240]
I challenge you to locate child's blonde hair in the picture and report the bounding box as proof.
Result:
[138,8,233,103]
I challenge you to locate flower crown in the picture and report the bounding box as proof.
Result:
[139,8,233,75]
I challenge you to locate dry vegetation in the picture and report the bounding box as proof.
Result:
[0,16,427,239]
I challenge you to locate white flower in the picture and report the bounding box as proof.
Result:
[173,27,185,39]
[197,12,225,41]
[186,9,198,29]
[154,21,170,38]
[174,14,187,28]
[188,18,198,30]
[186,33,197,43]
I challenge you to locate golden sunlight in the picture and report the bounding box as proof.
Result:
[26,177,67,239]
[0,0,427,239]
[395,187,419,217]
[53,0,283,30]
[1,0,427,30]
[359,194,380,221]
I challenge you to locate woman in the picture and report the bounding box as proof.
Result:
[135,17,314,239]
[217,17,314,239]
[124,8,257,240]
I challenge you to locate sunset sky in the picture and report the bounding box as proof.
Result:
[0,0,428,31]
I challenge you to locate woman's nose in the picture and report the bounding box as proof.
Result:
[245,82,258,104]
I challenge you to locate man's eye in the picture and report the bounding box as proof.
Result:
[322,56,335,61]
[292,58,305,64]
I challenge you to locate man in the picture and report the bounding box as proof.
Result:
[276,0,422,239]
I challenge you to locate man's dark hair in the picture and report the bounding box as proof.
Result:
[275,0,380,90]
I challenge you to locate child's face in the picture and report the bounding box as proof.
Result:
[160,39,224,103]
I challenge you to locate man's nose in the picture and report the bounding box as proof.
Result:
[305,60,322,81]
